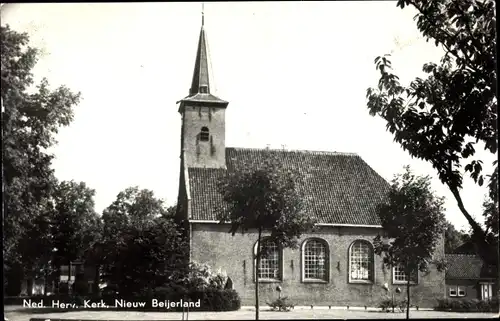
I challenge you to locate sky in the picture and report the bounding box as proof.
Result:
[1,2,496,231]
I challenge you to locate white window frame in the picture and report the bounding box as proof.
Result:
[254,239,283,283]
[449,286,457,297]
[348,240,374,284]
[301,238,329,283]
[457,286,466,297]
[392,265,418,285]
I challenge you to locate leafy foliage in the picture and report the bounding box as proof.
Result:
[366,0,497,266]
[217,148,316,320]
[444,221,468,253]
[379,296,408,313]
[435,298,499,312]
[217,149,316,250]
[101,187,188,296]
[1,24,81,291]
[167,261,233,300]
[52,181,101,266]
[374,166,446,319]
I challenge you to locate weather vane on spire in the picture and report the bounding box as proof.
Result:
[202,2,205,26]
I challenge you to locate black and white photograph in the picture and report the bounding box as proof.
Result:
[1,1,498,320]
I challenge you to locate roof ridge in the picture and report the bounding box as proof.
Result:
[226,146,359,157]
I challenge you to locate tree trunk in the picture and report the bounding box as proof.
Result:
[406,279,410,320]
[449,185,498,266]
[255,228,262,321]
[68,260,72,295]
[94,264,100,295]
[43,267,48,296]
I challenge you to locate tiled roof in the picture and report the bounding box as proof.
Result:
[188,147,390,225]
[445,254,496,280]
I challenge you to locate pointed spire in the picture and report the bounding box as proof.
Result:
[189,4,210,96]
[178,6,228,110]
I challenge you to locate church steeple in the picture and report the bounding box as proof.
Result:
[177,7,228,169]
[189,15,210,96]
[178,7,228,111]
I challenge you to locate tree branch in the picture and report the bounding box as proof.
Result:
[447,183,484,236]
[407,0,482,76]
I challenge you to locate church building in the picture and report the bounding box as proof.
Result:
[175,16,445,308]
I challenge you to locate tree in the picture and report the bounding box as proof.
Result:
[1,24,80,293]
[216,149,316,320]
[444,221,468,253]
[101,187,188,295]
[374,166,446,319]
[366,0,497,267]
[483,165,498,240]
[51,180,101,294]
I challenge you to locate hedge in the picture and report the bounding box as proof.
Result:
[434,298,498,312]
[4,288,241,312]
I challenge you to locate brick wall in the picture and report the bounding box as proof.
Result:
[190,223,445,308]
[181,106,226,169]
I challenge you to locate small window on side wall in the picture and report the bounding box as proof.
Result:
[200,127,209,141]
[457,286,466,297]
[392,265,418,284]
[449,286,457,297]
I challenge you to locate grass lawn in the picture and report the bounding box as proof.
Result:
[4,306,498,321]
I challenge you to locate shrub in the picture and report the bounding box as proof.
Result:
[435,298,499,312]
[267,296,294,312]
[197,288,241,311]
[378,297,407,312]
[172,261,229,292]
[167,287,241,311]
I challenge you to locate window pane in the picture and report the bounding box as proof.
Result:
[304,240,327,280]
[258,241,280,280]
[200,127,209,141]
[393,265,417,283]
[350,241,372,281]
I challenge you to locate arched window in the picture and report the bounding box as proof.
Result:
[349,240,374,283]
[254,238,282,281]
[302,238,329,282]
[199,127,209,141]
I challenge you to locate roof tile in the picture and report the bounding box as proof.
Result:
[188,147,389,225]
[445,254,496,279]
